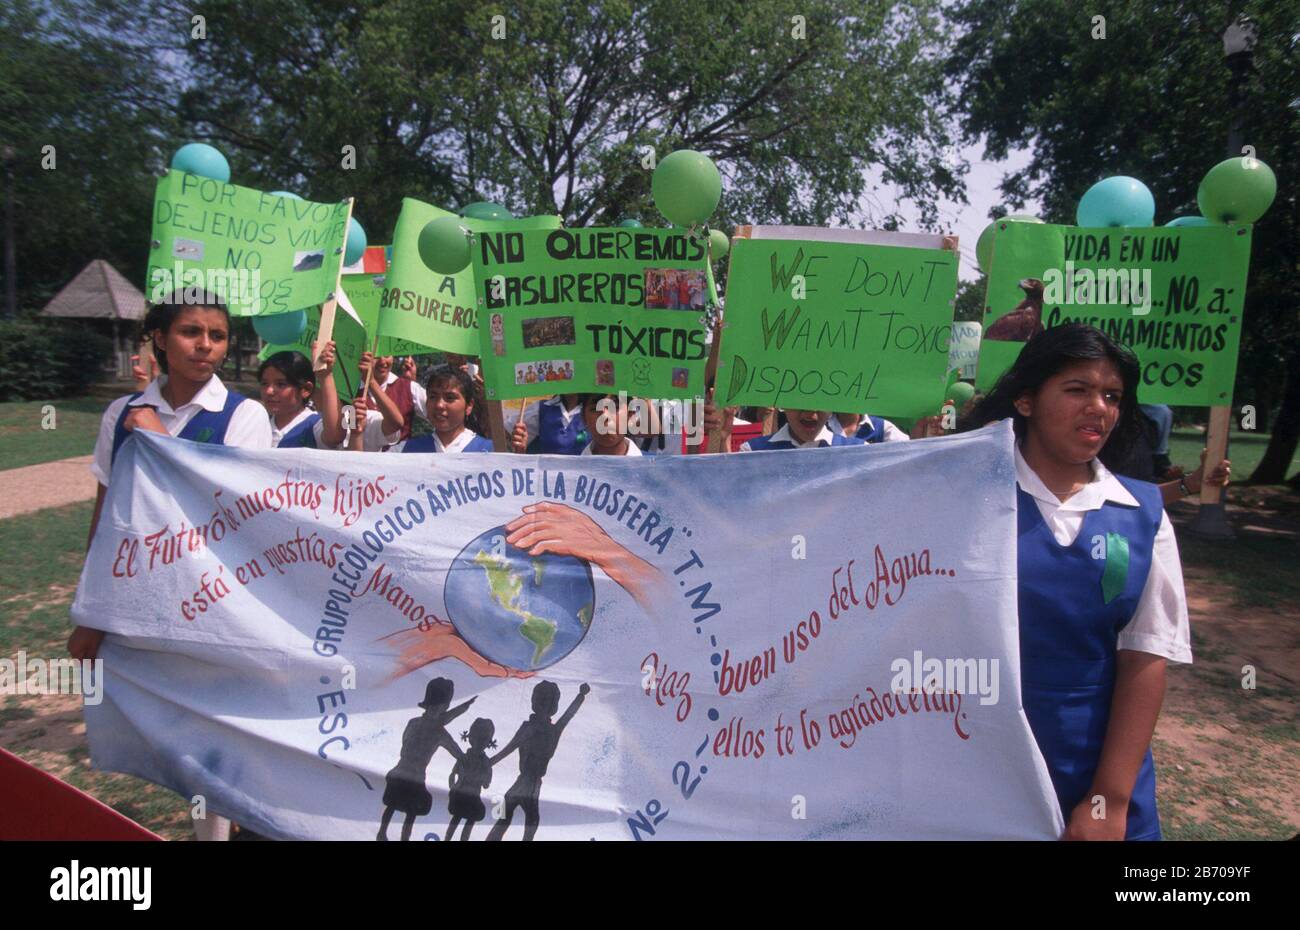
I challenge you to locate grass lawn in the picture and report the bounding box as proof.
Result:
[0,397,107,471]
[1169,427,1300,481]
[0,500,192,839]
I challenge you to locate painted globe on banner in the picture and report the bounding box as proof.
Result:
[443,525,595,671]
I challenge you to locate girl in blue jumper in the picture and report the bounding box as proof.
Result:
[69,293,271,664]
[967,323,1196,840]
[390,365,494,454]
[509,393,588,454]
[259,345,345,449]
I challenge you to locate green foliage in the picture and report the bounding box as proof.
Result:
[946,0,1300,480]
[175,0,964,235]
[0,321,112,400]
[0,0,182,311]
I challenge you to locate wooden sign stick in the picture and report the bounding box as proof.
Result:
[701,225,749,454]
[1200,405,1231,505]
[313,196,355,373]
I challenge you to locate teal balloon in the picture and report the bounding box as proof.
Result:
[170,143,230,182]
[1076,176,1155,227]
[269,190,302,200]
[976,214,1043,273]
[344,218,367,266]
[708,228,730,259]
[460,201,512,221]
[418,216,471,274]
[253,309,308,345]
[617,218,644,228]
[947,381,976,408]
[1197,156,1277,224]
[652,150,722,226]
[1165,215,1214,227]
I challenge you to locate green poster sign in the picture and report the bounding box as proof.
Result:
[147,170,348,317]
[340,266,426,358]
[380,199,561,355]
[473,227,712,400]
[720,236,959,417]
[976,223,1252,405]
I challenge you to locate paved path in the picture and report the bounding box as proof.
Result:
[0,455,98,520]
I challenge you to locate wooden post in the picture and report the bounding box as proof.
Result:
[701,225,748,453]
[486,398,510,452]
[313,197,355,373]
[1200,405,1231,505]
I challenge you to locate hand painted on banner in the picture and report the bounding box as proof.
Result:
[377,622,533,683]
[505,502,666,611]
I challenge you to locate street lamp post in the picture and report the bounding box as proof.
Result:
[1191,17,1257,540]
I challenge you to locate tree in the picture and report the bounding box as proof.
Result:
[0,0,182,312]
[165,0,966,241]
[946,0,1300,483]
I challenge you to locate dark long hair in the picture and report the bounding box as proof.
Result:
[142,291,231,375]
[424,364,483,434]
[964,323,1142,469]
[258,351,317,408]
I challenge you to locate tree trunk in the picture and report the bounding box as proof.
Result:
[1250,347,1300,484]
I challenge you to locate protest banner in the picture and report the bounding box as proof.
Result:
[719,227,960,418]
[381,199,562,356]
[976,222,1253,406]
[475,227,712,400]
[146,170,349,317]
[71,422,1061,840]
[948,321,982,379]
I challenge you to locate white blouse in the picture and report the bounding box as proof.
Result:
[1015,446,1192,664]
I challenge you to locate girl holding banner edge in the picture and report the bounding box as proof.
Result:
[69,292,272,665]
[965,323,1227,840]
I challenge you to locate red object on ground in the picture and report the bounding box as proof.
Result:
[0,747,160,840]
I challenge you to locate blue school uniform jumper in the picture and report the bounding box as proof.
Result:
[744,432,865,451]
[276,413,321,449]
[855,417,888,443]
[110,390,247,464]
[527,402,588,455]
[1016,475,1164,840]
[400,434,495,453]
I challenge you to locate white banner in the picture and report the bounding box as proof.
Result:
[72,421,1061,839]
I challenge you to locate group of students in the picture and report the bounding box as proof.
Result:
[71,292,1231,841]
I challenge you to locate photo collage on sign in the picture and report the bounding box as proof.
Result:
[507,266,706,390]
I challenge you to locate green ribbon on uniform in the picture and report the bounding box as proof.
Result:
[1100,531,1130,604]
[194,427,215,443]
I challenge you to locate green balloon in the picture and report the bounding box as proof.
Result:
[1197,156,1277,224]
[708,228,730,259]
[460,201,512,221]
[1165,215,1215,227]
[947,381,976,408]
[418,216,471,274]
[617,218,644,228]
[976,214,1043,273]
[652,150,721,227]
